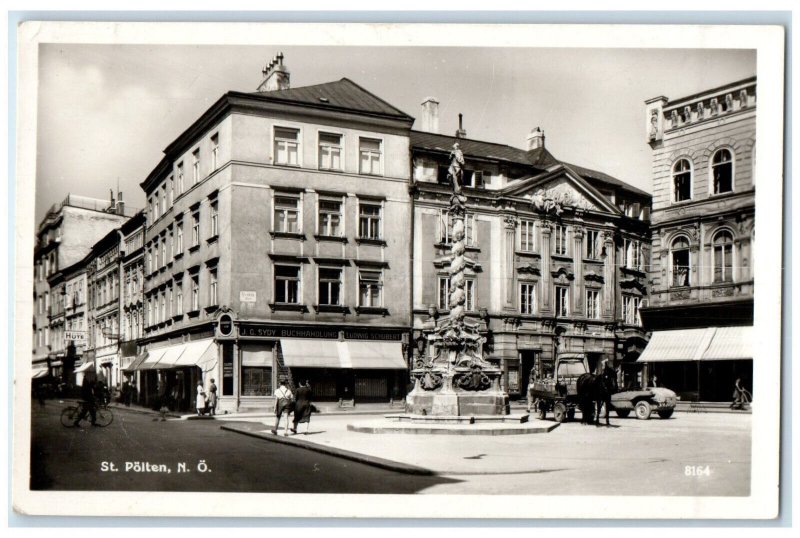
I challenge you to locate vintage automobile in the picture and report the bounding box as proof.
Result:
[610,386,679,419]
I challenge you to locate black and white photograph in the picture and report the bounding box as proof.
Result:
[11,21,785,519]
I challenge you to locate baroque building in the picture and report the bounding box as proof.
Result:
[639,76,756,402]
[131,56,414,412]
[410,101,652,400]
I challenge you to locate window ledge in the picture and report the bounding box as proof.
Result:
[207,235,219,245]
[313,304,350,314]
[515,250,541,258]
[314,234,348,244]
[620,266,646,277]
[355,306,389,316]
[188,245,200,253]
[356,237,387,247]
[186,309,201,318]
[269,303,308,313]
[434,242,480,252]
[551,254,573,262]
[270,231,306,241]
[174,252,184,261]
[204,305,219,314]
[171,313,184,321]
[273,162,301,169]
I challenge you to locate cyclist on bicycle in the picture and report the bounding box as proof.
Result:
[73,373,98,427]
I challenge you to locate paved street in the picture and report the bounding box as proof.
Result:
[29,402,457,493]
[30,401,751,496]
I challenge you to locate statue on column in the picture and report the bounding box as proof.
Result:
[448,143,465,194]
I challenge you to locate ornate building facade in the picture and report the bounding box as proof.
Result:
[410,103,652,399]
[639,76,756,401]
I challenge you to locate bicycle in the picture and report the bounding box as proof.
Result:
[60,401,114,428]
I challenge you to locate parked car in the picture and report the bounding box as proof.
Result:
[610,386,678,419]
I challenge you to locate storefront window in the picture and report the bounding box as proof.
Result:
[241,344,273,396]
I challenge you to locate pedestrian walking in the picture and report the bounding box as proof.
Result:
[292,380,313,434]
[195,381,206,416]
[271,378,294,436]
[207,378,218,416]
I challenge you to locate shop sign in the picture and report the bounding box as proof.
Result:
[64,331,86,342]
[218,314,234,337]
[344,330,402,341]
[239,291,257,303]
[239,324,339,339]
[223,363,234,377]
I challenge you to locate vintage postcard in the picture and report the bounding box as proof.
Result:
[11,21,785,519]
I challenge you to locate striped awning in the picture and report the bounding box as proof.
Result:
[129,339,217,373]
[638,326,752,363]
[137,347,167,370]
[701,326,753,361]
[281,339,406,370]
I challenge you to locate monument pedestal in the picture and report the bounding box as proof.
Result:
[406,389,509,416]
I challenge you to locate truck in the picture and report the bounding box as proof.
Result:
[528,353,589,423]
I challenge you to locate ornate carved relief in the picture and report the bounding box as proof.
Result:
[712,287,735,298]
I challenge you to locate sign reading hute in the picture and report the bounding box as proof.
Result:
[239,291,257,303]
[64,331,86,342]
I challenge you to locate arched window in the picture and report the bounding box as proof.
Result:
[711,148,733,194]
[670,236,691,287]
[713,230,734,283]
[672,159,692,202]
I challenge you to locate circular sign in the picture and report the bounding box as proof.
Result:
[218,314,234,337]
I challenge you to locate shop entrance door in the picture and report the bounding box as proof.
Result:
[337,369,355,401]
[519,351,537,395]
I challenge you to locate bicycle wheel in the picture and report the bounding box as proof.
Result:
[94,407,114,427]
[60,406,78,427]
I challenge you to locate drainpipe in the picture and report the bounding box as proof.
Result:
[408,156,417,393]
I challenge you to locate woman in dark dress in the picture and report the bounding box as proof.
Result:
[291,380,313,434]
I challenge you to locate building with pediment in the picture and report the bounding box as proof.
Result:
[411,102,652,400]
[638,77,756,402]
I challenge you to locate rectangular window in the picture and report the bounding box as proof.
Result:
[192,149,200,184]
[274,195,299,233]
[586,230,601,260]
[520,283,536,315]
[274,127,299,166]
[318,268,342,305]
[168,230,174,263]
[160,239,166,268]
[554,225,568,256]
[359,271,382,307]
[586,289,600,319]
[209,268,218,305]
[359,202,382,239]
[519,219,536,252]
[192,210,200,247]
[211,133,219,171]
[168,176,174,207]
[359,138,382,175]
[624,239,642,270]
[176,223,184,254]
[160,293,166,323]
[177,162,185,194]
[191,275,200,311]
[176,284,183,315]
[161,186,167,215]
[168,287,173,318]
[318,132,342,170]
[275,265,300,304]
[440,210,475,246]
[151,196,159,222]
[623,296,642,326]
[438,277,475,311]
[555,286,569,317]
[210,200,219,237]
[318,199,342,236]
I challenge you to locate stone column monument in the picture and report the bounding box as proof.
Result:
[406,143,508,416]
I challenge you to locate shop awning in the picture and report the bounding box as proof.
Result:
[280,339,406,370]
[137,347,167,370]
[344,341,407,369]
[123,353,148,372]
[701,326,753,361]
[173,339,217,372]
[638,326,752,363]
[32,369,49,379]
[74,361,95,373]
[281,339,343,368]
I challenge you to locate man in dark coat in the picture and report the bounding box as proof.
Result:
[74,373,98,427]
[291,380,313,435]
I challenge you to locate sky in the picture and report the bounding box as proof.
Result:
[35,44,756,222]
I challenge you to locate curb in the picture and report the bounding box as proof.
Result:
[219,423,435,476]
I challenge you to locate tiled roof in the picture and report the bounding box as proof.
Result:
[412,130,649,197]
[253,78,413,120]
[410,130,536,166]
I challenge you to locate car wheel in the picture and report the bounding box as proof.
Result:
[616,409,631,418]
[553,403,567,423]
[635,400,652,420]
[657,409,674,419]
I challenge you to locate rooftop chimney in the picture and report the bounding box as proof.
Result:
[116,191,125,216]
[526,127,545,150]
[455,113,467,138]
[420,97,440,133]
[257,52,290,92]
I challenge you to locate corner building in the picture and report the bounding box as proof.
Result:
[135,60,413,412]
[639,77,756,402]
[410,102,652,400]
